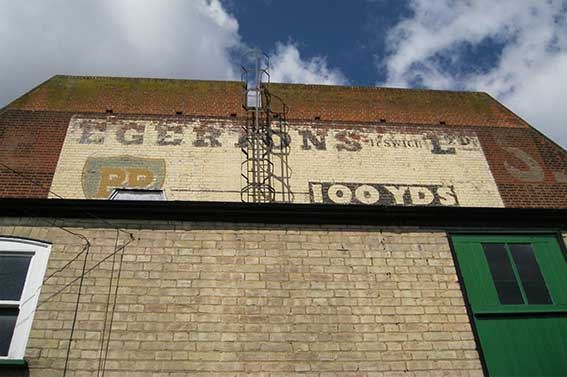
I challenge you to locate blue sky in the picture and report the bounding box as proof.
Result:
[227,0,411,86]
[0,0,566,147]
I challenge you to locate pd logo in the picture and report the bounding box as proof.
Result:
[82,156,166,199]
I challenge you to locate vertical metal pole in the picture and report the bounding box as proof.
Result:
[255,49,260,129]
[253,49,261,202]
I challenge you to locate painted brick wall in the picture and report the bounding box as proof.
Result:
[475,127,567,208]
[1,76,566,208]
[48,115,504,208]
[1,109,566,208]
[0,218,483,377]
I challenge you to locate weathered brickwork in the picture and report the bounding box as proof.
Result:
[269,84,527,128]
[8,75,525,128]
[1,75,566,208]
[475,127,567,208]
[49,115,504,207]
[0,110,71,198]
[8,76,244,118]
[0,218,483,377]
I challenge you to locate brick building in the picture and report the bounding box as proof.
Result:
[0,75,566,377]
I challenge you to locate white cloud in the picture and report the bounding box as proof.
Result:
[381,0,567,148]
[0,0,241,106]
[0,1,345,108]
[270,42,348,85]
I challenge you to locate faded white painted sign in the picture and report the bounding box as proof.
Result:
[50,116,504,207]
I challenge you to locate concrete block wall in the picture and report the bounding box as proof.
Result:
[0,218,483,377]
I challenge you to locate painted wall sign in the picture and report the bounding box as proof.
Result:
[49,116,504,207]
[82,156,165,199]
[309,182,459,206]
[503,146,567,183]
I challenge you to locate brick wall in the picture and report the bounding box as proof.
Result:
[1,108,566,208]
[8,76,244,118]
[1,76,566,208]
[0,110,71,198]
[48,115,504,208]
[269,84,526,128]
[476,127,567,208]
[0,218,483,377]
[8,76,524,128]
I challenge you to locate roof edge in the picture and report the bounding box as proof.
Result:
[270,81,487,95]
[3,75,59,110]
[13,74,490,96]
[483,92,567,153]
[50,74,243,85]
[2,198,566,229]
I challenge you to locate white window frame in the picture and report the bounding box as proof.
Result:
[109,188,167,201]
[0,237,51,360]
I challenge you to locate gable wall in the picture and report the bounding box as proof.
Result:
[1,109,566,208]
[1,77,566,208]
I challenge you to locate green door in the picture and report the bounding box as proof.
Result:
[452,235,567,377]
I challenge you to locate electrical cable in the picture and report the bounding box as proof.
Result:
[0,210,92,312]
[0,163,137,308]
[96,230,119,377]
[62,243,90,377]
[0,237,134,349]
[0,151,139,373]
[44,243,90,283]
[19,207,91,245]
[37,238,133,309]
[0,161,134,239]
[100,237,126,377]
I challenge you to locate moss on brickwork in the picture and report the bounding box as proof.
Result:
[7,75,528,128]
[268,82,515,126]
[8,75,244,116]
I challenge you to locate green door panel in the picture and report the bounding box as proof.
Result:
[452,234,567,377]
[477,315,567,377]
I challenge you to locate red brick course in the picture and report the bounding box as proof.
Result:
[0,110,71,198]
[8,76,244,118]
[8,75,527,128]
[269,83,528,128]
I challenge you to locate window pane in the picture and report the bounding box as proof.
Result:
[0,308,18,356]
[0,255,32,300]
[110,189,166,201]
[482,243,524,304]
[509,244,552,305]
